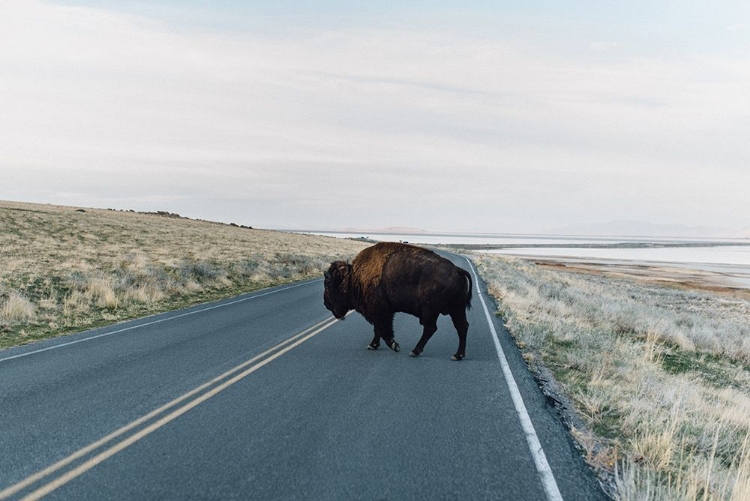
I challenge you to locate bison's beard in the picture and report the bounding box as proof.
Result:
[324,298,348,320]
[331,305,348,320]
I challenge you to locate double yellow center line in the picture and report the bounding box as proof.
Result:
[1,315,342,501]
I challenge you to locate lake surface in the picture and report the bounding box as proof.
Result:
[487,245,750,267]
[305,231,617,245]
[303,231,747,247]
[300,231,750,268]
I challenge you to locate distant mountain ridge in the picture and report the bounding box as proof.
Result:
[548,220,749,239]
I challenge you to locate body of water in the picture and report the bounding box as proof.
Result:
[304,231,616,245]
[299,231,750,269]
[487,245,750,268]
[302,231,747,247]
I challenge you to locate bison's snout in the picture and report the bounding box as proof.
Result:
[324,299,347,320]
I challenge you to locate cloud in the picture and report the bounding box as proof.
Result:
[1,1,749,232]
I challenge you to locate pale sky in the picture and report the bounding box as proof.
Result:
[2,1,749,233]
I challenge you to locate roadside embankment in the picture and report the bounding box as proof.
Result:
[474,254,750,500]
[0,201,367,349]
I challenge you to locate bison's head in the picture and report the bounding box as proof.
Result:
[323,261,352,319]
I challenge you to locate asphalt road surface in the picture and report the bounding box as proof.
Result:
[0,253,606,500]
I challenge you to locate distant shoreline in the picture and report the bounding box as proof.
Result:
[285,229,750,244]
[443,241,750,250]
[486,255,750,294]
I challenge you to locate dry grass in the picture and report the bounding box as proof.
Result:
[0,200,367,348]
[474,254,750,500]
[1,293,36,324]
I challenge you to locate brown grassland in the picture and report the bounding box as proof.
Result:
[0,200,368,349]
[475,254,750,500]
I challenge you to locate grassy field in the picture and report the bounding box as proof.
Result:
[474,254,750,500]
[0,200,368,349]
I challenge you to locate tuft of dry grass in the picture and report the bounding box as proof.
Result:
[1,293,36,324]
[474,254,750,500]
[86,278,118,310]
[0,200,368,349]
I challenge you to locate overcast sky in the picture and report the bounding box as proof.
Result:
[2,1,749,233]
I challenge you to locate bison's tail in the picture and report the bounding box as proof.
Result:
[459,268,473,310]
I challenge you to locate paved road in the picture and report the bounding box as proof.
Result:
[0,253,605,500]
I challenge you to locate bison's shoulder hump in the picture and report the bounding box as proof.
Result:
[351,242,436,289]
[352,243,395,290]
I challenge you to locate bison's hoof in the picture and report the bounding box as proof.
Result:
[367,343,379,350]
[409,350,420,357]
[387,341,400,352]
[451,353,465,361]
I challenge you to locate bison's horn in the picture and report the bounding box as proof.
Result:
[324,270,331,280]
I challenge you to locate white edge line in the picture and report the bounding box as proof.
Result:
[465,257,564,501]
[0,279,321,364]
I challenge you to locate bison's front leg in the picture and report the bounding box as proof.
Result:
[385,338,400,352]
[373,314,399,353]
[367,333,380,350]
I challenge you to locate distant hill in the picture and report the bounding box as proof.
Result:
[548,220,728,239]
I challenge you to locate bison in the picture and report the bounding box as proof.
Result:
[323,242,472,360]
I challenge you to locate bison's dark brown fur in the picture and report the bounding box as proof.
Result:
[323,242,472,360]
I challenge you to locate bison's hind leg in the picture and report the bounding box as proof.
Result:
[410,313,438,358]
[449,308,469,361]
